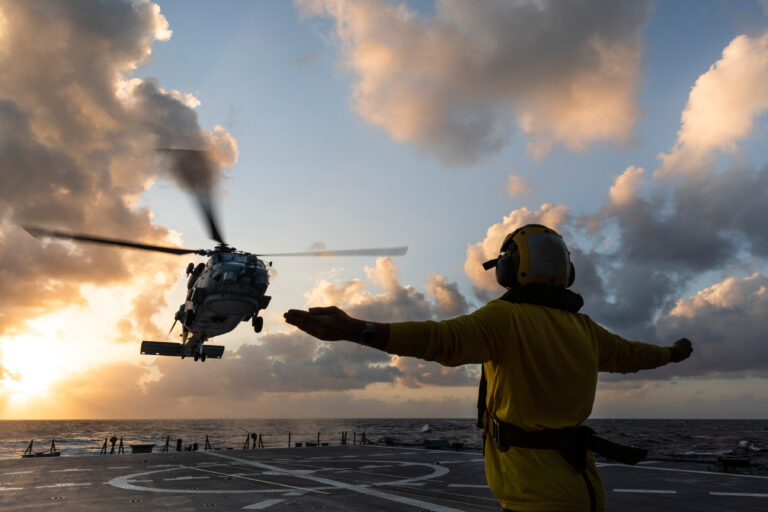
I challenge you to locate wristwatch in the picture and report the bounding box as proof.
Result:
[360,322,376,345]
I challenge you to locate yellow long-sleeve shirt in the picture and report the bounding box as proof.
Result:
[387,299,671,512]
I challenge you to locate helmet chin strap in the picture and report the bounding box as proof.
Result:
[482,258,499,270]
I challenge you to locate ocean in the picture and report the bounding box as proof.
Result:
[1,418,766,464]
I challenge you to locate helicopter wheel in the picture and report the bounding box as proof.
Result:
[252,315,263,333]
[201,354,207,362]
[194,354,199,362]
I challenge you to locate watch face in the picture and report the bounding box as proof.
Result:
[361,322,376,343]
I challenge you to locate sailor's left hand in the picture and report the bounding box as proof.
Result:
[284,306,361,342]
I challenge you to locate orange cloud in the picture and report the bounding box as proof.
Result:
[298,0,649,164]
[657,31,768,177]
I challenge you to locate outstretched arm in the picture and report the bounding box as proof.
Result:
[285,302,508,366]
[284,306,390,350]
[592,316,694,373]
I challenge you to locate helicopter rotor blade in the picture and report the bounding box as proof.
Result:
[158,148,226,246]
[256,246,408,257]
[22,225,202,255]
[167,319,178,338]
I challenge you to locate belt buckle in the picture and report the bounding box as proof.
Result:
[490,417,509,453]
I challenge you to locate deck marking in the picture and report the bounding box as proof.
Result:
[615,464,768,480]
[109,468,333,495]
[242,498,285,509]
[36,482,92,488]
[613,489,677,494]
[360,465,392,469]
[206,452,463,512]
[180,465,330,494]
[0,487,23,491]
[127,479,153,483]
[448,484,489,488]
[3,471,32,475]
[164,476,210,481]
[107,466,131,470]
[50,468,92,473]
[147,464,178,468]
[709,492,768,498]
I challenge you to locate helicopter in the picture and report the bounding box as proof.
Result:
[23,149,407,362]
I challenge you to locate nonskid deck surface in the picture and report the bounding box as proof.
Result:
[0,446,766,511]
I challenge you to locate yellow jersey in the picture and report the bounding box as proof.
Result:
[387,299,671,511]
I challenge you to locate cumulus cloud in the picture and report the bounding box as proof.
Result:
[0,0,237,338]
[464,204,569,299]
[458,30,768,383]
[657,31,768,177]
[298,0,650,165]
[608,166,645,207]
[507,174,532,198]
[652,273,768,377]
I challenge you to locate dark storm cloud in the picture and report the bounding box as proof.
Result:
[0,0,236,336]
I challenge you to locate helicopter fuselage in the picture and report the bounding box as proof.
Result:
[142,250,271,361]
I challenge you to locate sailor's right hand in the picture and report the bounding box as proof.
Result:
[284,306,361,342]
[670,338,693,363]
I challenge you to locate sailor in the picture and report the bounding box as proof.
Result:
[284,224,693,512]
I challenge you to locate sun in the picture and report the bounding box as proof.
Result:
[1,335,68,403]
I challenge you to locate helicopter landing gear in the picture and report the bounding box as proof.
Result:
[252,315,263,333]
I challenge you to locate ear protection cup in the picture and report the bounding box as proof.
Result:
[567,262,575,288]
[495,249,520,289]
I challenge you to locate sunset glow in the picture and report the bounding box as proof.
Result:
[0,0,767,420]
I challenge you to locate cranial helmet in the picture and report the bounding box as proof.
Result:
[482,224,575,289]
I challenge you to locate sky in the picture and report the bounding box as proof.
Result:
[1,0,768,419]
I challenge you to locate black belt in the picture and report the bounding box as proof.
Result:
[487,415,647,470]
[486,415,647,512]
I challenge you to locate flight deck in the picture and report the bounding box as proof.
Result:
[1,445,766,511]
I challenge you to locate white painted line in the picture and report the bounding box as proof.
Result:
[107,466,131,470]
[710,492,768,498]
[147,464,178,468]
[108,468,332,495]
[614,489,677,494]
[207,451,464,512]
[36,482,92,488]
[448,484,489,488]
[637,461,659,465]
[359,465,392,469]
[242,499,285,509]
[614,465,768,480]
[127,479,153,483]
[50,468,92,473]
[164,476,210,481]
[0,487,23,491]
[3,471,32,475]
